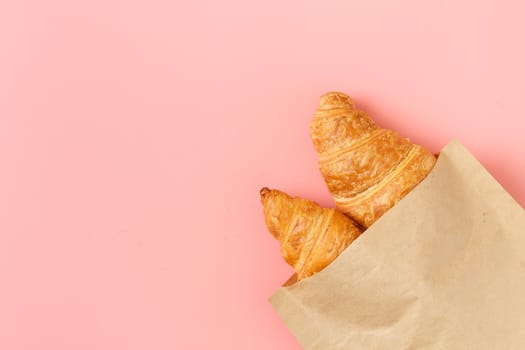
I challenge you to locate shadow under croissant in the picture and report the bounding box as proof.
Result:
[283,274,298,287]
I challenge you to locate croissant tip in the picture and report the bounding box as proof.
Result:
[260,187,271,201]
[321,91,349,98]
[318,91,354,110]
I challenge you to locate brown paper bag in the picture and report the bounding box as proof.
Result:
[270,140,525,349]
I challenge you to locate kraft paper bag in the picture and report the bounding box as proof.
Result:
[270,140,525,349]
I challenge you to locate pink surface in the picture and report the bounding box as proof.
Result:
[1,0,525,349]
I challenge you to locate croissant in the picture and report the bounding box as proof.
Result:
[310,92,436,228]
[260,187,362,280]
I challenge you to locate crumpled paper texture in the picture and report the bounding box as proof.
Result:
[270,140,525,349]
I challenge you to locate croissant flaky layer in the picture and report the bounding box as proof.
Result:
[260,187,362,280]
[310,92,436,228]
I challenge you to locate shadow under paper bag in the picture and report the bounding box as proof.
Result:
[270,140,525,350]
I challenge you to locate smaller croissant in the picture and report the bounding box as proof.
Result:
[310,92,437,228]
[260,187,362,281]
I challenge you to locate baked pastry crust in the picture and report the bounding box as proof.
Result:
[260,187,362,280]
[310,92,436,228]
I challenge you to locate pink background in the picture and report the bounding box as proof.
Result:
[1,0,525,349]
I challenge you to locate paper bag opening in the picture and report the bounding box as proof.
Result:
[270,140,525,350]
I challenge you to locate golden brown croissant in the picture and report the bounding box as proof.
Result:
[260,187,362,280]
[310,91,436,228]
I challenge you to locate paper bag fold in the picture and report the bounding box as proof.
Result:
[270,140,525,349]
